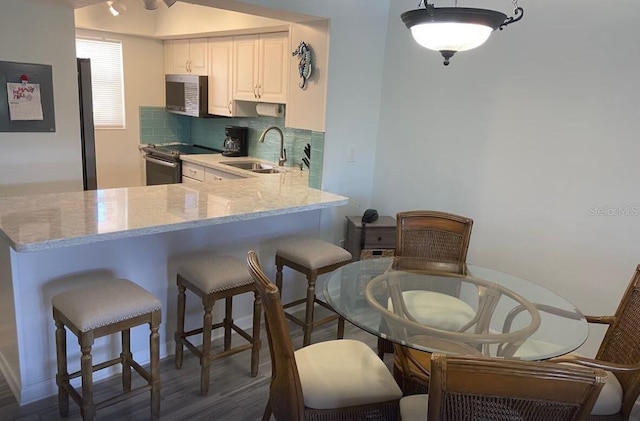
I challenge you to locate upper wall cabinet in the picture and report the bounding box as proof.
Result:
[233,32,289,104]
[165,38,208,75]
[208,37,234,116]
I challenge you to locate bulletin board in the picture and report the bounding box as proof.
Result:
[0,60,55,132]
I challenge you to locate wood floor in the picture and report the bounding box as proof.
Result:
[0,307,381,421]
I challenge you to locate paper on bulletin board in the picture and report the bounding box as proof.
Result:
[6,82,44,121]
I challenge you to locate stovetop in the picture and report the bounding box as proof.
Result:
[143,143,224,156]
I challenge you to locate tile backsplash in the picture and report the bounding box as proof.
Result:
[140,106,324,188]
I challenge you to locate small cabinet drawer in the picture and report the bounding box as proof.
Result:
[362,227,395,249]
[182,162,205,182]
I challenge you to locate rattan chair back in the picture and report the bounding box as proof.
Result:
[594,265,640,419]
[428,353,607,421]
[387,211,474,391]
[247,251,305,421]
[395,210,473,261]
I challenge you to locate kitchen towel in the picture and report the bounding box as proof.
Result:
[256,103,284,117]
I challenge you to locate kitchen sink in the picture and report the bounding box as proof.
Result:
[220,161,282,174]
[252,168,280,174]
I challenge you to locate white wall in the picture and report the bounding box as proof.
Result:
[373,0,640,357]
[0,0,83,196]
[76,29,165,188]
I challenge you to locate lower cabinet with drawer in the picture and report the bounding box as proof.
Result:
[182,161,205,183]
[345,215,396,261]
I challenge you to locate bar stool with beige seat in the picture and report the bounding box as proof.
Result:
[52,279,161,421]
[174,253,261,395]
[275,238,352,347]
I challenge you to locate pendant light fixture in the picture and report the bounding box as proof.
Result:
[401,0,524,66]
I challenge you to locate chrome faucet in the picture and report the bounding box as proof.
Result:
[258,126,287,166]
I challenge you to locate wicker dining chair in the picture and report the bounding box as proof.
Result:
[247,251,402,421]
[551,264,640,421]
[400,353,607,421]
[382,210,474,395]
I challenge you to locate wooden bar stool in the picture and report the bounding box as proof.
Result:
[275,238,352,347]
[52,279,161,421]
[174,253,261,395]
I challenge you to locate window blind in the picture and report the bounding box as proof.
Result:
[76,37,125,129]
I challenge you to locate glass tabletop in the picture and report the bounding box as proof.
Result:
[323,257,588,361]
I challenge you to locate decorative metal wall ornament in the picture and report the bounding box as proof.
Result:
[292,41,312,89]
[401,0,524,66]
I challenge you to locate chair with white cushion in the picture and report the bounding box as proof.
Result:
[551,264,640,421]
[381,210,474,394]
[400,353,606,421]
[275,238,352,347]
[247,250,402,420]
[174,253,261,395]
[52,279,161,421]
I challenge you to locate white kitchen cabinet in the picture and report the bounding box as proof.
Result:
[207,37,236,117]
[204,167,244,181]
[233,32,289,104]
[181,175,201,185]
[182,161,205,182]
[165,38,208,75]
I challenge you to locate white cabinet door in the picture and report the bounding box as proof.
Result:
[165,39,208,75]
[208,37,234,117]
[168,39,191,74]
[188,39,208,75]
[233,32,288,103]
[233,35,260,101]
[259,32,289,104]
[181,175,201,185]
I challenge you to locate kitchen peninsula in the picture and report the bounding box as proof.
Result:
[0,166,347,405]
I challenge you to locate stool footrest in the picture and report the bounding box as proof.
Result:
[183,334,259,361]
[67,356,123,380]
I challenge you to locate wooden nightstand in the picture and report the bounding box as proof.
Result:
[345,215,396,261]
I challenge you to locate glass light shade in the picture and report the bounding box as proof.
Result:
[401,7,507,58]
[410,22,494,52]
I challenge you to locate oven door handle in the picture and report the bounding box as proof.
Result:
[144,155,178,168]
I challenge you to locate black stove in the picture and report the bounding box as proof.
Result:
[142,143,223,158]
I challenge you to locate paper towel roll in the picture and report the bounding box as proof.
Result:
[256,103,284,117]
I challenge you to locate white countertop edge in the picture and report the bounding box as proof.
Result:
[8,198,348,253]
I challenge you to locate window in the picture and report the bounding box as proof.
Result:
[76,37,125,129]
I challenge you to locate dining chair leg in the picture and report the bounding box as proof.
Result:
[121,328,132,392]
[303,273,317,347]
[200,301,214,395]
[262,401,272,421]
[251,290,261,377]
[337,316,345,339]
[55,319,69,417]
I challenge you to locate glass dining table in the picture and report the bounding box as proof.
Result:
[323,257,588,360]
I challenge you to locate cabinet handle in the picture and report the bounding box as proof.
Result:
[257,83,262,99]
[228,101,232,114]
[253,85,258,99]
[187,59,191,73]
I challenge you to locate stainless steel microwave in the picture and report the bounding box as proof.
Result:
[165,74,208,117]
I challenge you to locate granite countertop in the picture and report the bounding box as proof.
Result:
[0,159,347,252]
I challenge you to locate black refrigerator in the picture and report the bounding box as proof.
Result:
[77,58,97,190]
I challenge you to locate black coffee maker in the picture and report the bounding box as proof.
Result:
[222,126,248,157]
